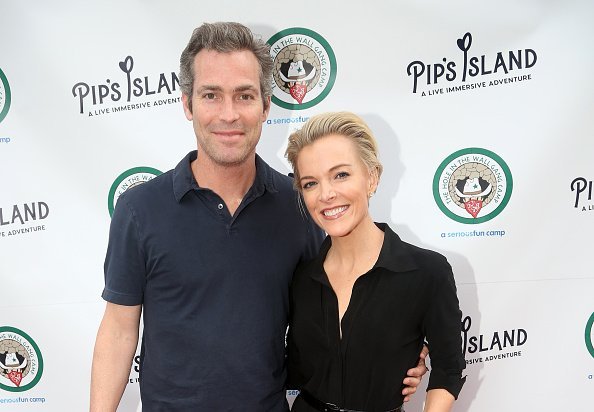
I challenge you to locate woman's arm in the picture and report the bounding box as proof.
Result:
[423,388,455,412]
[422,255,466,402]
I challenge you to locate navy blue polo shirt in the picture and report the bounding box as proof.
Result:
[103,150,323,411]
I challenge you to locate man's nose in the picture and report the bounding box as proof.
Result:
[219,98,240,122]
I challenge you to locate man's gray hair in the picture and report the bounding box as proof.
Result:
[179,22,273,110]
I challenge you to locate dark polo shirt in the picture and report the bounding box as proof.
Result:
[103,151,323,411]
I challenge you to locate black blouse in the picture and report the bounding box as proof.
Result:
[287,223,465,411]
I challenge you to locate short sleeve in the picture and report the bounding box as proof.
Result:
[423,257,466,398]
[102,193,146,305]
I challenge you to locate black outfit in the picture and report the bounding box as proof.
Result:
[287,223,465,412]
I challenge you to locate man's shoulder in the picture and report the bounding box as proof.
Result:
[258,159,294,192]
[270,168,295,192]
[116,169,174,209]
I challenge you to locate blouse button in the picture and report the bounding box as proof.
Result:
[217,203,224,210]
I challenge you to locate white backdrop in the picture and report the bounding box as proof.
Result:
[1,0,593,410]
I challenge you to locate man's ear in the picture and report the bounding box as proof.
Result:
[182,93,193,120]
[261,96,271,122]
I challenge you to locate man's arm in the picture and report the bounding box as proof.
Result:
[90,302,142,412]
[423,389,455,412]
[402,344,429,402]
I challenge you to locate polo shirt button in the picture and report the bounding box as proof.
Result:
[217,203,224,210]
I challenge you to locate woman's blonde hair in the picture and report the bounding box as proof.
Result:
[285,111,383,191]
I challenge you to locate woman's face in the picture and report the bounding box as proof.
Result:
[296,134,377,238]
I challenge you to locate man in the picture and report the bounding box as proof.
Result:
[90,22,426,411]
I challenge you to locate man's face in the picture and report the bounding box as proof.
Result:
[182,49,270,167]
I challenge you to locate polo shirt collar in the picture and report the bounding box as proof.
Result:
[308,223,418,286]
[172,150,279,203]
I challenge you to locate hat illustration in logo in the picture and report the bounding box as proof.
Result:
[274,46,320,104]
[268,28,337,110]
[278,59,317,104]
[451,165,496,219]
[0,327,43,392]
[0,351,28,387]
[433,148,512,224]
[455,176,493,218]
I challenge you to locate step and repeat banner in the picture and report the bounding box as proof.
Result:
[1,1,593,410]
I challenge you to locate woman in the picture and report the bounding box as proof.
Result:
[285,112,465,412]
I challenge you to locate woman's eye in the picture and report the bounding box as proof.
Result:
[302,181,316,189]
[336,172,350,179]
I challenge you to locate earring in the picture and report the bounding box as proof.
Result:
[368,192,374,198]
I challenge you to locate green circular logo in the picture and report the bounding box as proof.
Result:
[108,166,162,217]
[586,312,594,359]
[433,148,513,224]
[0,326,44,392]
[0,68,12,124]
[267,27,337,110]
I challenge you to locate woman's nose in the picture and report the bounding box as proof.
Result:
[319,182,336,202]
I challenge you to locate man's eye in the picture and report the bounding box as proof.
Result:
[203,93,216,99]
[239,94,254,100]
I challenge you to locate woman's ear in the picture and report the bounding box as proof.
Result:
[368,168,379,197]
